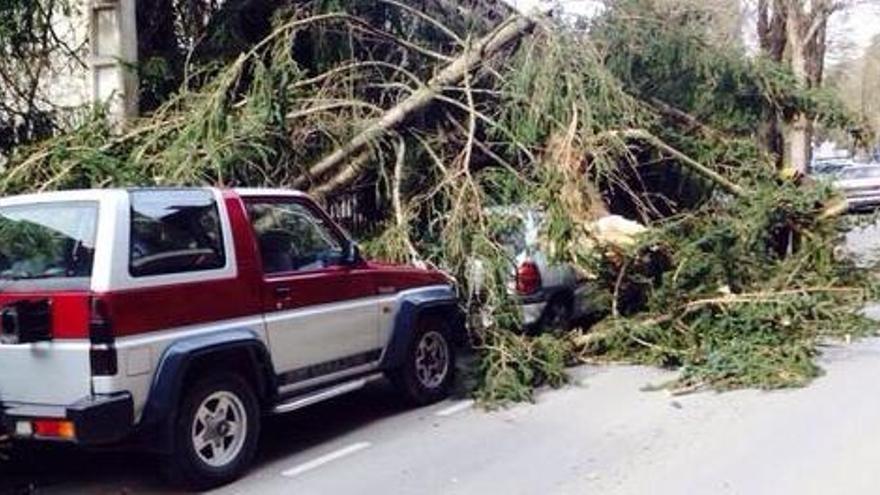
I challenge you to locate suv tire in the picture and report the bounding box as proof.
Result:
[162,373,260,491]
[388,315,455,405]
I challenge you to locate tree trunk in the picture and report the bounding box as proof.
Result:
[295,14,536,191]
[804,9,828,169]
[757,0,787,168]
[785,1,811,173]
[758,0,787,61]
[764,117,785,169]
[788,112,811,173]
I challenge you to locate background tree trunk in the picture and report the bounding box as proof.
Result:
[787,5,811,173]
[757,0,787,168]
[783,0,839,173]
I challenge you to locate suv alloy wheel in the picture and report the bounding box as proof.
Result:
[389,315,455,405]
[163,373,260,490]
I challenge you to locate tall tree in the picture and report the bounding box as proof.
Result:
[783,0,844,172]
[756,0,854,172]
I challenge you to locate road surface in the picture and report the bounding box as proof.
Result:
[2,224,880,494]
[4,335,880,494]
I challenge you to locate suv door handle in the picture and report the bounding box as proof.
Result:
[274,286,292,299]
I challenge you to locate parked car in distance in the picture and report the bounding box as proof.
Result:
[833,165,880,212]
[468,206,598,333]
[811,158,853,178]
[0,188,462,490]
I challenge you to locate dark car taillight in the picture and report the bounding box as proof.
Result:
[516,260,541,295]
[89,296,117,376]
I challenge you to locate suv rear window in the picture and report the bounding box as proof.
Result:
[0,201,97,282]
[129,190,225,277]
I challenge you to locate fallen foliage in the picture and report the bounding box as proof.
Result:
[0,0,874,405]
[573,179,878,391]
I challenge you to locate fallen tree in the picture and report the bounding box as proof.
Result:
[0,0,874,405]
[296,14,537,194]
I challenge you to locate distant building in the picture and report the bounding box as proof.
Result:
[89,1,139,123]
[9,1,137,127]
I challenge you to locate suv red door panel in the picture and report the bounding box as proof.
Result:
[243,197,380,382]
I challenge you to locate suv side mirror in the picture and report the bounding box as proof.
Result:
[345,242,364,265]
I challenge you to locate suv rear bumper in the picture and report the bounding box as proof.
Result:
[1,393,133,446]
[519,291,549,327]
[521,300,547,327]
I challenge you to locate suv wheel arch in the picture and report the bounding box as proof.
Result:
[379,288,463,371]
[138,329,275,454]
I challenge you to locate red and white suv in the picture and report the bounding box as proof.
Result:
[0,188,461,489]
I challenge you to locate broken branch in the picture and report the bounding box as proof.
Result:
[295,15,537,189]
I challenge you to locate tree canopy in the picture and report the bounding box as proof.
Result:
[0,0,875,403]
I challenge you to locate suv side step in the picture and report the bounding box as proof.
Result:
[271,373,384,415]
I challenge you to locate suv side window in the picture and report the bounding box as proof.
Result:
[246,200,345,274]
[129,190,225,277]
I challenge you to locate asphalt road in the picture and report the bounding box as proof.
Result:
[844,218,880,267]
[5,335,880,494]
[3,224,880,494]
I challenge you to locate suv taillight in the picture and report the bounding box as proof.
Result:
[516,260,541,295]
[89,296,117,376]
[89,297,113,344]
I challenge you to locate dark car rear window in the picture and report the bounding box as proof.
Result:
[129,190,225,277]
[0,201,98,283]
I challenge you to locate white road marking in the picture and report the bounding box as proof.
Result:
[435,400,474,417]
[281,442,372,478]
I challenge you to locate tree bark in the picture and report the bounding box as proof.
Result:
[757,0,787,168]
[758,0,787,62]
[787,5,810,172]
[295,14,536,190]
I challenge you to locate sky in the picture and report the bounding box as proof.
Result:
[505,0,880,59]
[828,2,880,56]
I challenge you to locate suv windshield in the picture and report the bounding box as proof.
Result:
[0,201,98,281]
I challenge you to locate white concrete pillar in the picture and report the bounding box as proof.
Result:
[89,0,139,125]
